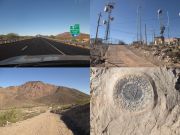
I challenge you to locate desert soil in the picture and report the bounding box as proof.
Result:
[0,111,73,135]
[105,45,155,67]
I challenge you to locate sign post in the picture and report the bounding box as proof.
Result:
[70,24,80,37]
[70,24,80,43]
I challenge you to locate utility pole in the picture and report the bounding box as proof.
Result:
[139,6,142,44]
[153,30,155,44]
[158,9,165,45]
[136,6,139,41]
[103,2,115,44]
[145,24,147,45]
[178,12,180,45]
[137,6,142,44]
[95,12,102,44]
[167,11,170,39]
[167,11,170,45]
[150,28,155,44]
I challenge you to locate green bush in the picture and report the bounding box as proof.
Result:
[75,98,90,105]
[0,109,22,126]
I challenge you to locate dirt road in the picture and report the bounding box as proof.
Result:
[105,45,155,67]
[0,111,73,135]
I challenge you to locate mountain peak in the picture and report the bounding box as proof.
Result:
[22,81,46,87]
[24,81,44,84]
[0,81,89,109]
[21,81,48,91]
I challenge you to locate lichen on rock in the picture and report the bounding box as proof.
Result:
[90,67,180,135]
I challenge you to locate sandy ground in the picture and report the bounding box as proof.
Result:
[105,45,155,67]
[0,111,73,135]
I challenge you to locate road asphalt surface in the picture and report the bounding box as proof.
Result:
[0,111,73,135]
[0,37,89,61]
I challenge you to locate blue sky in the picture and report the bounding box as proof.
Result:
[91,0,180,43]
[0,68,90,94]
[0,0,89,36]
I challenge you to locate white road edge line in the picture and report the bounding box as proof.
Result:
[42,39,65,55]
[21,46,28,51]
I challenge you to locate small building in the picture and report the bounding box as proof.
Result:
[132,41,143,45]
[164,38,180,45]
[154,36,164,45]
[155,37,180,45]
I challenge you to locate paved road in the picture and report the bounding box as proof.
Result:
[105,45,155,67]
[0,37,89,61]
[0,111,73,135]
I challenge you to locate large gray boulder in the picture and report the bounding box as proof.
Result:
[91,68,180,135]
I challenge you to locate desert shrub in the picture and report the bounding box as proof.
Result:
[0,109,22,126]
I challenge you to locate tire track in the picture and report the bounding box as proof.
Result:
[0,111,73,135]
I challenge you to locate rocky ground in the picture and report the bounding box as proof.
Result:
[51,103,90,135]
[91,67,180,135]
[90,44,109,67]
[130,45,180,67]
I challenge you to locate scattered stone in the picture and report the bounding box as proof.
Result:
[90,45,109,66]
[130,45,180,66]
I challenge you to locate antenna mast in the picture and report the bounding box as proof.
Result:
[103,2,115,43]
[95,12,102,44]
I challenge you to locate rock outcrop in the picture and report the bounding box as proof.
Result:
[91,67,180,135]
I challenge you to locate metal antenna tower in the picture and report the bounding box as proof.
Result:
[157,9,165,44]
[137,6,142,44]
[144,24,147,45]
[103,2,115,43]
[166,11,170,38]
[95,12,102,44]
[136,6,139,41]
[139,6,142,44]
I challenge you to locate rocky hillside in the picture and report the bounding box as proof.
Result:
[130,45,180,67]
[56,32,89,41]
[0,81,89,109]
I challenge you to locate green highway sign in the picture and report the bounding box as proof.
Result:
[70,24,80,37]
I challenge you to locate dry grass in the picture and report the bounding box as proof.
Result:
[0,109,22,126]
[0,107,46,127]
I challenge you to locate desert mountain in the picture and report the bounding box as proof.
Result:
[56,32,89,40]
[0,81,89,109]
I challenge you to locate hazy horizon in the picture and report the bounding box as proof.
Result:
[0,31,90,37]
